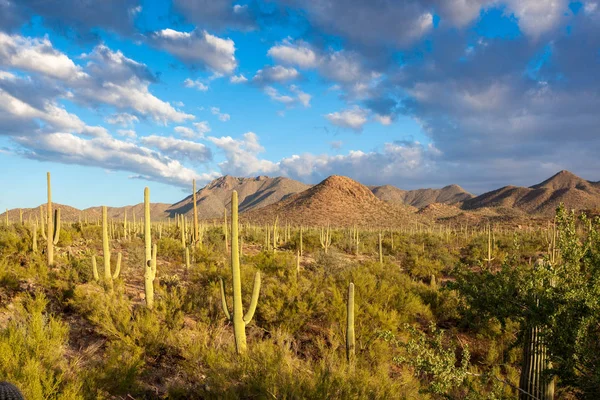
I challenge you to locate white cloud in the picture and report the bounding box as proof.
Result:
[253,65,300,84]
[15,132,213,187]
[264,86,295,105]
[77,45,195,124]
[0,32,87,81]
[325,106,369,131]
[264,85,311,108]
[374,114,393,125]
[149,28,237,74]
[117,129,137,138]
[267,39,318,68]
[174,126,196,138]
[584,2,598,14]
[105,112,139,127]
[210,106,230,121]
[207,132,278,176]
[0,72,107,137]
[140,135,212,162]
[505,0,568,38]
[184,78,209,91]
[230,74,248,83]
[193,121,211,135]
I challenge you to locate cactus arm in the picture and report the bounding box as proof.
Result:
[243,271,261,325]
[40,206,46,240]
[346,282,355,363]
[151,244,157,279]
[113,252,122,279]
[102,206,112,282]
[92,256,99,282]
[52,208,61,245]
[219,277,231,321]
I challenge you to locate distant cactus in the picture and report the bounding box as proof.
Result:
[220,190,261,354]
[484,224,495,266]
[44,172,61,265]
[346,282,355,364]
[144,187,157,309]
[379,232,383,265]
[32,222,38,253]
[185,246,190,269]
[320,224,332,254]
[193,179,199,244]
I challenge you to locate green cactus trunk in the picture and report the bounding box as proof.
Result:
[220,190,261,354]
[379,232,383,265]
[519,324,554,400]
[92,255,99,282]
[193,179,198,244]
[32,222,38,253]
[102,206,113,289]
[47,172,54,265]
[144,187,157,309]
[346,282,355,364]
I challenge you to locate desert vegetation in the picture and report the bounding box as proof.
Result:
[0,173,599,399]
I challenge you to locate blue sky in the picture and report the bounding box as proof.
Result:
[0,0,599,209]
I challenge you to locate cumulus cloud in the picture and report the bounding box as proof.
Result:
[0,33,86,81]
[210,106,230,121]
[264,85,311,108]
[0,72,107,137]
[325,106,369,131]
[139,135,212,163]
[0,0,141,39]
[105,112,139,127]
[117,129,136,138]
[252,65,299,84]
[184,78,209,91]
[149,28,237,74]
[14,132,211,187]
[230,74,248,83]
[75,45,194,124]
[267,39,318,68]
[207,132,278,176]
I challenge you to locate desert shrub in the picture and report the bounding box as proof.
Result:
[0,293,83,399]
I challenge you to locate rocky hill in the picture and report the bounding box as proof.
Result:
[167,175,310,219]
[462,170,600,216]
[371,184,473,208]
[243,175,418,227]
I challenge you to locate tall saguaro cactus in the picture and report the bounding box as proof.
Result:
[193,179,199,244]
[346,282,355,364]
[220,190,261,354]
[43,172,61,265]
[144,187,157,309]
[102,206,122,287]
[519,322,555,400]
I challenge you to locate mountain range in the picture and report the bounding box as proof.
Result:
[3,170,599,226]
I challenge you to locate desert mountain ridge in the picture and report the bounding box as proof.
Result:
[2,170,598,225]
[462,170,600,216]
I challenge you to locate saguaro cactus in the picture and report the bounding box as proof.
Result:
[484,224,495,266]
[220,190,261,354]
[378,232,383,265]
[519,324,554,400]
[32,222,38,253]
[320,224,332,253]
[102,206,122,286]
[43,173,61,265]
[144,187,157,309]
[193,179,199,244]
[346,282,355,364]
